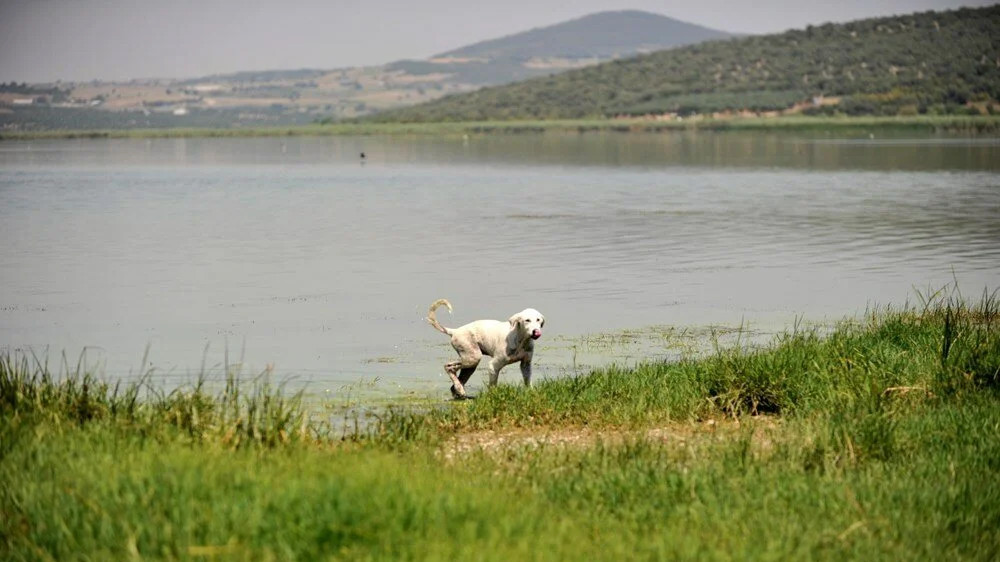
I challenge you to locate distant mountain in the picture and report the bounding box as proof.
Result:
[386,11,732,86]
[438,10,732,61]
[1,10,736,130]
[367,5,1000,122]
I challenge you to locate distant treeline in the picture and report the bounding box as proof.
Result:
[0,106,318,131]
[175,69,325,85]
[0,82,68,101]
[365,5,1000,122]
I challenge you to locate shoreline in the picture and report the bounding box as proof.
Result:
[2,114,999,140]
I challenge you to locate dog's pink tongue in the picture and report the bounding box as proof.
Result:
[532,329,542,339]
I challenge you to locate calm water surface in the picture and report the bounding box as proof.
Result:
[1,133,998,396]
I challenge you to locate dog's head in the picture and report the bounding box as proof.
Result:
[509,308,545,340]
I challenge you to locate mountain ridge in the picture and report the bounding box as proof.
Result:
[1,9,741,130]
[366,5,1000,122]
[435,10,732,61]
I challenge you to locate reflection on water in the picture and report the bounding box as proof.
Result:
[3,132,1000,171]
[1,133,998,395]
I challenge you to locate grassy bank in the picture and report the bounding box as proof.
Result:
[2,290,999,560]
[1,114,999,141]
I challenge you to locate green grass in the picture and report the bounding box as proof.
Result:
[1,114,999,140]
[2,289,998,560]
[398,289,999,432]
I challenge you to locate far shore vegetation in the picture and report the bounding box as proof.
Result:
[2,287,999,559]
[2,114,1000,141]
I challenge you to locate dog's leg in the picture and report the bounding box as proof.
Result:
[444,361,466,398]
[458,365,477,386]
[451,364,480,399]
[446,347,482,399]
[446,342,482,399]
[520,360,532,387]
[486,357,508,387]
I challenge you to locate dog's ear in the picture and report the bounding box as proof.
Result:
[509,314,522,329]
[540,315,545,328]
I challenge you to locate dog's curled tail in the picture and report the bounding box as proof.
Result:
[427,299,453,335]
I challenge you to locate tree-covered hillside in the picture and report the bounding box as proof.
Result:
[366,6,1000,121]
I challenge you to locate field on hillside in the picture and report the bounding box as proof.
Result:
[3,289,998,560]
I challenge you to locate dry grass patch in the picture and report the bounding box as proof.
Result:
[441,415,780,460]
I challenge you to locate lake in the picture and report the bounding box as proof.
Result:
[1,132,998,397]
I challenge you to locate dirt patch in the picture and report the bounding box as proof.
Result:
[441,416,779,460]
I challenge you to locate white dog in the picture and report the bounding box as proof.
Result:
[427,299,545,399]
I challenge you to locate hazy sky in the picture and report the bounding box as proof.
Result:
[0,0,993,83]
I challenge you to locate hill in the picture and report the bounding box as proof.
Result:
[365,5,1000,122]
[386,10,732,86]
[1,11,733,131]
[440,10,730,61]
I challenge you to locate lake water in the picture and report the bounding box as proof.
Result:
[1,132,998,398]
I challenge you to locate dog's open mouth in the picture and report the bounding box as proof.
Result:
[531,330,542,340]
